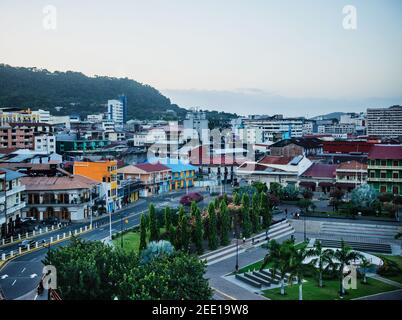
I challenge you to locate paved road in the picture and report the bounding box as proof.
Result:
[0,187,218,300]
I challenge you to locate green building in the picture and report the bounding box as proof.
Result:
[56,139,110,154]
[368,144,402,195]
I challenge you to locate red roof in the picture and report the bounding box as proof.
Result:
[259,156,292,165]
[302,163,337,178]
[368,145,402,160]
[134,163,170,172]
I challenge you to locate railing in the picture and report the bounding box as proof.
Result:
[1,224,93,263]
[369,165,401,170]
[0,223,69,249]
[368,177,402,183]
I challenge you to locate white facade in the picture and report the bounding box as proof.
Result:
[367,106,402,137]
[34,134,56,153]
[183,111,209,143]
[87,114,104,123]
[108,99,124,127]
[31,109,51,123]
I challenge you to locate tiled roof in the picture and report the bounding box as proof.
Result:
[135,163,171,172]
[271,138,323,149]
[337,161,367,170]
[301,163,337,178]
[21,174,99,191]
[368,144,402,160]
[258,156,292,165]
[1,168,26,181]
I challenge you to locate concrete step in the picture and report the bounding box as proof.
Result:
[317,239,392,254]
[244,272,271,286]
[321,222,399,231]
[321,226,397,234]
[235,274,262,288]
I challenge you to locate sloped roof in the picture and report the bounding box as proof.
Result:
[1,168,26,181]
[301,163,337,178]
[259,156,292,165]
[271,138,323,149]
[21,174,99,191]
[368,144,402,160]
[337,161,367,170]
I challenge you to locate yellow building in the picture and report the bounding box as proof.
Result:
[73,160,118,212]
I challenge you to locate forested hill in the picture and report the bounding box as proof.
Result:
[0,64,188,120]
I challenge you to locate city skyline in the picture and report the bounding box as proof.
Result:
[0,0,401,116]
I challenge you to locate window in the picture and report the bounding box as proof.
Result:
[381,160,386,166]
[393,160,399,167]
[380,172,386,179]
[393,186,399,195]
[393,172,399,179]
[380,185,387,193]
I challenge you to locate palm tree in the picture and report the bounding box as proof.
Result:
[359,256,371,284]
[332,240,364,297]
[307,240,334,287]
[288,243,313,300]
[260,239,293,295]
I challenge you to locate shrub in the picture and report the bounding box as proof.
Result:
[180,192,204,206]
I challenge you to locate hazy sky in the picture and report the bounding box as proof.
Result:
[1,0,401,116]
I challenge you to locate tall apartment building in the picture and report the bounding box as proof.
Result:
[368,144,402,195]
[0,123,53,150]
[183,110,209,143]
[107,95,127,128]
[367,106,402,137]
[243,116,304,143]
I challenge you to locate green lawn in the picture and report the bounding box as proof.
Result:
[113,228,166,254]
[377,255,402,284]
[263,277,398,300]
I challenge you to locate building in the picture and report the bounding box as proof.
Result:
[56,138,110,155]
[157,160,197,191]
[368,144,402,195]
[117,177,143,208]
[87,114,105,123]
[21,174,100,222]
[270,138,323,158]
[299,163,338,193]
[73,160,118,212]
[118,163,171,197]
[0,122,53,150]
[335,161,368,192]
[107,95,127,128]
[236,155,312,187]
[367,106,402,137]
[0,149,62,165]
[242,115,305,143]
[183,110,209,143]
[0,168,26,237]
[322,140,376,154]
[0,108,40,126]
[34,134,56,153]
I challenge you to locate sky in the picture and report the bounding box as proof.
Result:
[0,0,401,116]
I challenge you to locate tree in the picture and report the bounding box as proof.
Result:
[330,189,344,212]
[260,239,293,295]
[149,204,159,242]
[288,243,312,301]
[252,181,268,194]
[269,182,283,197]
[164,206,172,231]
[307,240,334,287]
[332,240,364,297]
[251,192,261,233]
[233,192,241,206]
[180,214,190,252]
[241,193,252,238]
[351,184,379,212]
[208,203,218,250]
[139,214,147,252]
[359,256,371,284]
[140,240,175,264]
[219,200,230,246]
[282,185,299,201]
[190,201,198,217]
[193,208,204,254]
[260,192,272,229]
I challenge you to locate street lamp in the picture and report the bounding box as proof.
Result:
[234,231,239,273]
[303,210,307,242]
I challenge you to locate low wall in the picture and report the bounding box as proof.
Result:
[289,219,322,234]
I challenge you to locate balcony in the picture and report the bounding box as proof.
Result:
[4,185,26,197]
[368,177,402,183]
[5,201,26,215]
[369,165,401,170]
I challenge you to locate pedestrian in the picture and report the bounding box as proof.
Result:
[285,208,288,218]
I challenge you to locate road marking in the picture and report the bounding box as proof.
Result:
[1,274,8,280]
[11,279,16,286]
[34,294,38,300]
[30,273,38,279]
[211,287,237,300]
[21,267,26,274]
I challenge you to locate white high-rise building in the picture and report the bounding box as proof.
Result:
[108,99,125,128]
[34,134,56,153]
[367,106,402,137]
[183,110,209,143]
